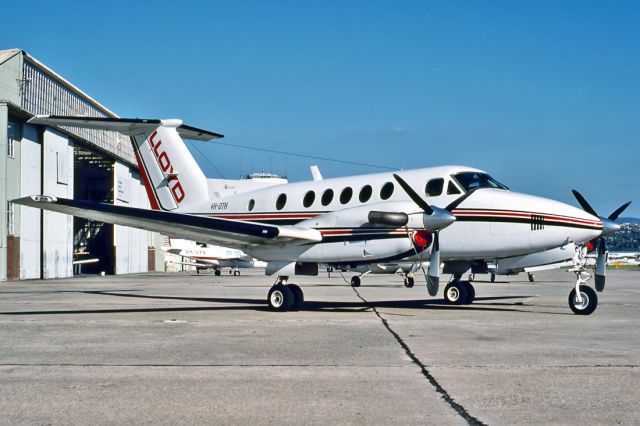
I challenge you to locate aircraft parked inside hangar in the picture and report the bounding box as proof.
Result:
[14,115,631,315]
[163,238,266,275]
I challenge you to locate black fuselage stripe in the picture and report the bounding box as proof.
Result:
[454,216,600,230]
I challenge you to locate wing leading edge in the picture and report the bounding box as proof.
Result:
[13,196,322,248]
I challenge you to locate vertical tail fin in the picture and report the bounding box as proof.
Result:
[27,116,223,211]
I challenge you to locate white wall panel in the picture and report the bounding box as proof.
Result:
[114,162,149,274]
[42,129,73,279]
[19,124,41,279]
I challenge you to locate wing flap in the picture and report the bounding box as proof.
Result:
[13,196,321,247]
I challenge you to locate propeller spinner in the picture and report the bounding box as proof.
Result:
[393,174,456,296]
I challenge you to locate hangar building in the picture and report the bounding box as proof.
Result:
[0,48,163,281]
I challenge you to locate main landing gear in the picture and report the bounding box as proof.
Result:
[444,280,475,305]
[403,275,415,288]
[267,277,304,311]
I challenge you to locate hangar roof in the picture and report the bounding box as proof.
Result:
[0,48,136,167]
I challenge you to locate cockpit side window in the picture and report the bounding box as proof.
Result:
[453,172,508,192]
[425,178,444,197]
[447,181,461,195]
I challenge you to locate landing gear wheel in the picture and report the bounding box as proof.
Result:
[288,284,304,310]
[268,284,294,311]
[233,270,240,276]
[568,285,598,315]
[444,281,468,305]
[214,269,221,276]
[404,277,415,288]
[490,273,496,283]
[528,273,535,282]
[462,281,475,304]
[350,276,361,287]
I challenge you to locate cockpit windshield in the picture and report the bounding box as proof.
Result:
[453,172,509,192]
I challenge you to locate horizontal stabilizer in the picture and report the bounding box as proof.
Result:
[27,115,223,141]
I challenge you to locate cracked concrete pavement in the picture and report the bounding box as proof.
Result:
[0,269,638,424]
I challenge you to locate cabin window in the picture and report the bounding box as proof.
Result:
[321,189,334,206]
[447,181,461,195]
[276,193,287,210]
[340,187,353,204]
[303,191,315,208]
[248,199,255,211]
[359,185,372,202]
[425,178,444,197]
[380,182,394,200]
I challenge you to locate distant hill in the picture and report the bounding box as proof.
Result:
[616,217,640,224]
[608,223,640,251]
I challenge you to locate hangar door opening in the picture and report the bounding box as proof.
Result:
[73,147,115,275]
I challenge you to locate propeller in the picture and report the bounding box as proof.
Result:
[393,174,456,296]
[571,189,631,291]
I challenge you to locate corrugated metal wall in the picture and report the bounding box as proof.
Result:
[21,60,135,165]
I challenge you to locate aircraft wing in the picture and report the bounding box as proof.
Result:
[13,196,322,248]
[169,260,216,268]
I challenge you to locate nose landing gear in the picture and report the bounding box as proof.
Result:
[567,246,598,315]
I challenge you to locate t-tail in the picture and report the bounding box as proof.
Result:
[27,115,223,211]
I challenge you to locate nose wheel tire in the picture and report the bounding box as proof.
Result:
[404,277,415,288]
[568,285,598,315]
[214,269,221,276]
[350,276,361,287]
[233,270,240,276]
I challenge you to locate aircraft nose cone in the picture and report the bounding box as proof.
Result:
[601,217,620,237]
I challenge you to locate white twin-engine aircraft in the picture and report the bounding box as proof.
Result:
[14,116,631,315]
[163,238,266,276]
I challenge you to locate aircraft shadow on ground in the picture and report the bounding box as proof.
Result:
[0,290,570,316]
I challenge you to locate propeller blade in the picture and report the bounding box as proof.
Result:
[595,238,607,292]
[426,232,440,296]
[393,174,434,214]
[571,189,598,217]
[608,201,632,222]
[444,191,474,212]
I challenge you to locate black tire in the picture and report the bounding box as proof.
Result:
[444,281,468,305]
[351,276,361,287]
[233,270,240,276]
[528,273,535,282]
[462,281,475,304]
[404,277,415,288]
[288,284,304,310]
[214,269,221,276]
[490,273,495,283]
[268,284,294,311]
[568,285,598,315]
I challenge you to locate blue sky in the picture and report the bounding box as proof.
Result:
[4,0,639,216]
